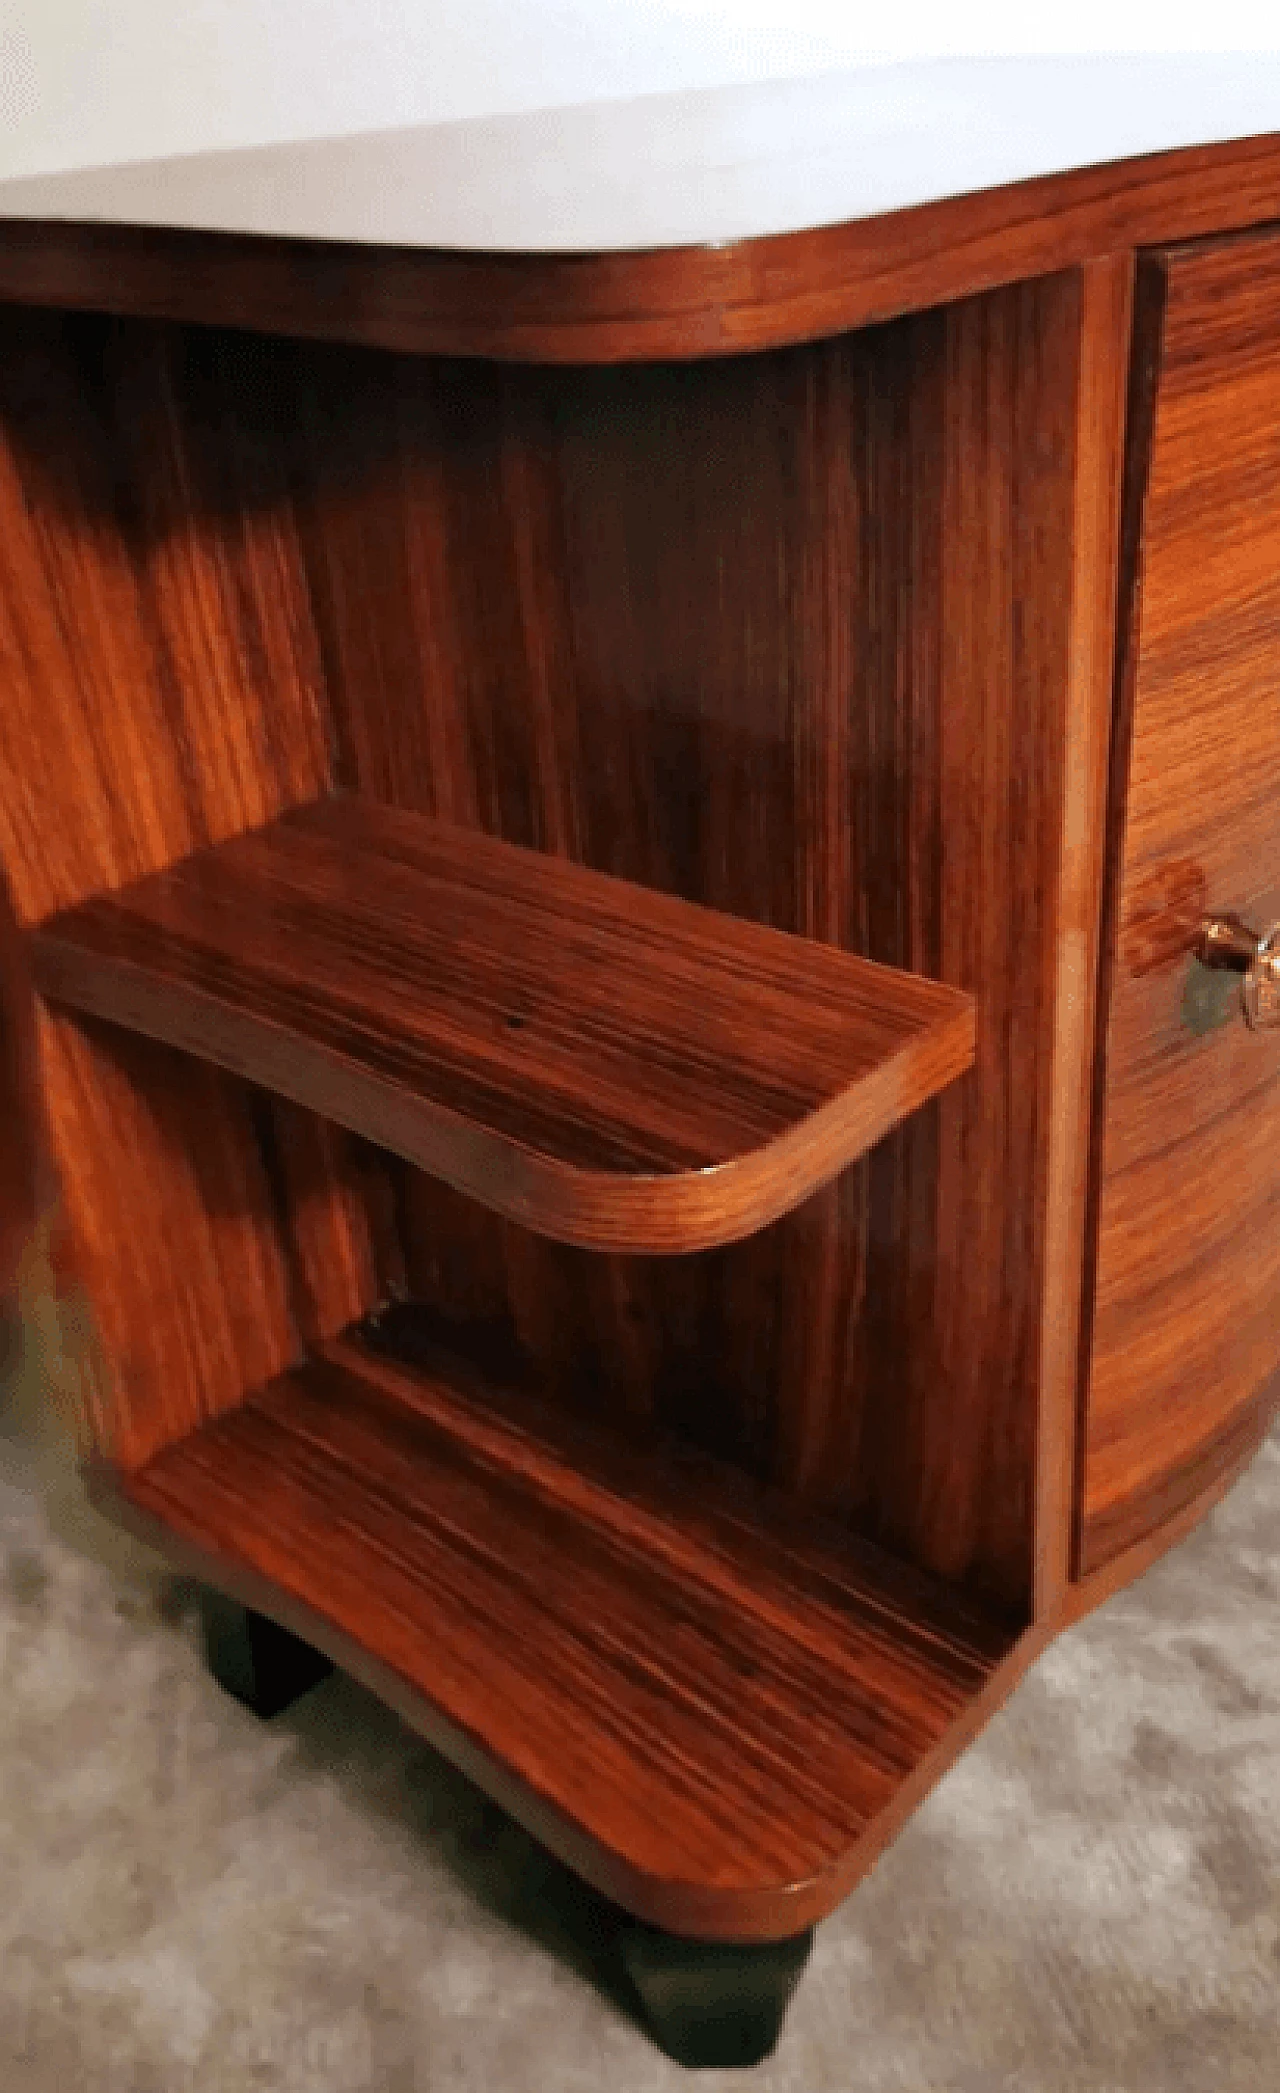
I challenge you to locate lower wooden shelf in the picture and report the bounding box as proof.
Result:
[103,1314,1020,1939]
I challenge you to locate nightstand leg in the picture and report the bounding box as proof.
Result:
[199,1589,333,1718]
[617,1919,814,2068]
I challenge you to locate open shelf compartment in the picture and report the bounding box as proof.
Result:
[100,1312,1019,1938]
[28,794,975,1254]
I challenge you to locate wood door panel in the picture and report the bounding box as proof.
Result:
[1080,231,1280,1572]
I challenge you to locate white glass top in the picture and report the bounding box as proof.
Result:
[1,7,1278,252]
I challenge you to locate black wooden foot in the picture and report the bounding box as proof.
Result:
[199,1589,333,1718]
[617,1920,814,2069]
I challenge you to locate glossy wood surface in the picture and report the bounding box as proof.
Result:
[3,136,1280,361]
[5,189,1277,1970]
[0,307,370,1464]
[31,795,975,1256]
[0,272,1115,1604]
[1033,253,1133,1612]
[1064,1400,1275,1626]
[117,1318,1013,1938]
[1078,229,1280,1572]
[253,273,1100,1609]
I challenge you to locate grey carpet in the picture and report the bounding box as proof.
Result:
[2,1310,1278,2092]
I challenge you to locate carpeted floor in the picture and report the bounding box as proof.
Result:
[2,1308,1278,2093]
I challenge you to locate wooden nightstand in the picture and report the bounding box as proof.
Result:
[3,135,1280,2066]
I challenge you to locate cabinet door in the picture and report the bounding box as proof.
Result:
[1080,230,1280,1574]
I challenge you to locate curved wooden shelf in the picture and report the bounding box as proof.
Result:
[3,135,1280,363]
[107,1314,1017,1939]
[28,795,974,1255]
